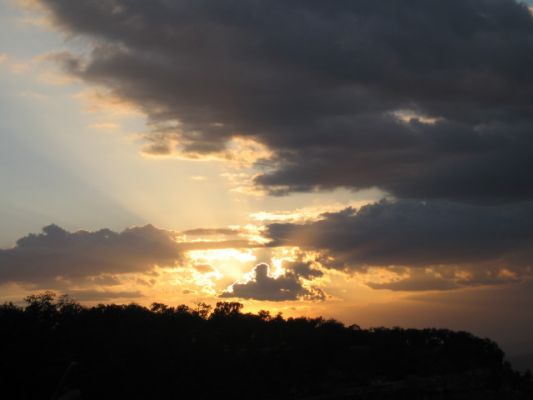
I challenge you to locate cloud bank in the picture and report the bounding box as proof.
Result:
[37,0,533,201]
[0,224,181,284]
[266,200,533,272]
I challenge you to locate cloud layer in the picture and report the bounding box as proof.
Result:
[38,0,533,201]
[266,200,533,270]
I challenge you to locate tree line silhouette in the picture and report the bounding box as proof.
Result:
[0,291,531,399]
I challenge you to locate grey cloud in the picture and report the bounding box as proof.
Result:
[367,277,460,292]
[366,266,521,292]
[221,263,325,301]
[283,260,323,280]
[66,289,144,302]
[266,200,533,270]
[85,274,122,286]
[0,224,182,284]
[38,0,533,202]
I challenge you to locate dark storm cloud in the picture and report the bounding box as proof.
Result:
[266,200,533,269]
[38,0,533,202]
[0,224,182,284]
[221,263,325,301]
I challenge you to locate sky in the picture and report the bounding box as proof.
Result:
[1,0,533,358]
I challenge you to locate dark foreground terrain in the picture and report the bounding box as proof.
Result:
[1,292,531,399]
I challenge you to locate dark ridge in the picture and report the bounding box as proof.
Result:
[1,292,531,399]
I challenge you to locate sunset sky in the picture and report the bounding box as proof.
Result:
[1,0,533,358]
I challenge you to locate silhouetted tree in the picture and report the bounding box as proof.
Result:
[212,301,243,317]
[0,292,531,400]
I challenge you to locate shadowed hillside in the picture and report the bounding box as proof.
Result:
[1,292,531,399]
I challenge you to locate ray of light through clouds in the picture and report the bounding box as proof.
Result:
[1,0,533,359]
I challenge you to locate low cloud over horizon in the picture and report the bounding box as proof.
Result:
[0,224,182,285]
[2,205,532,301]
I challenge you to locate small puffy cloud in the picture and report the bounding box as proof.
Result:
[0,224,182,284]
[221,263,325,302]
